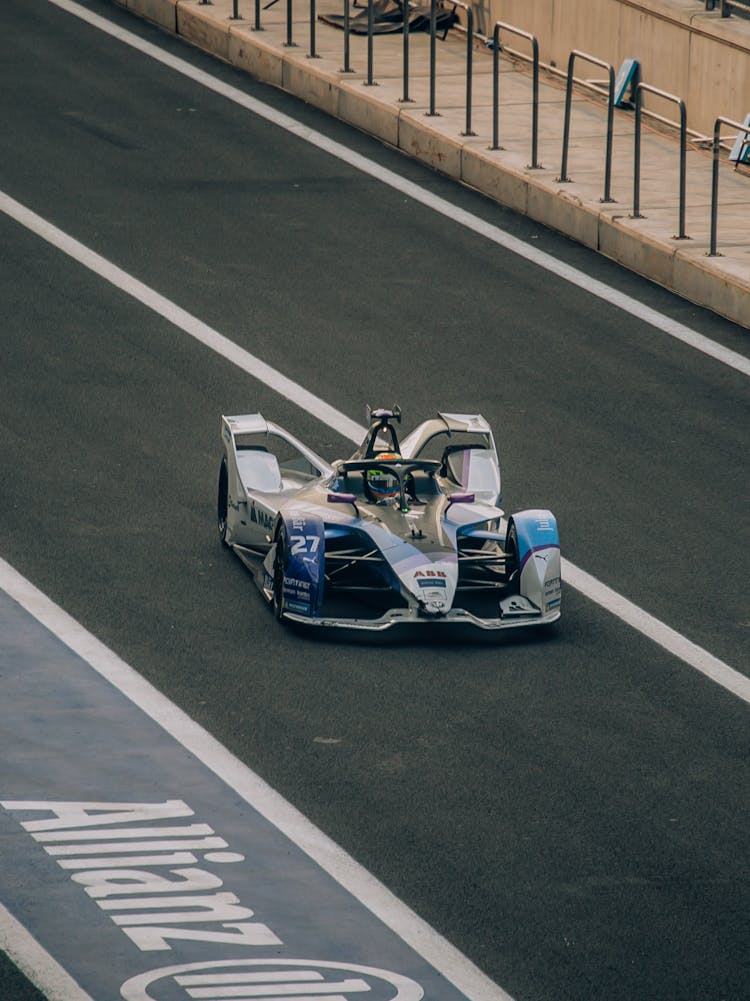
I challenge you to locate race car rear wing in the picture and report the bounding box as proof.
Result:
[221,414,332,495]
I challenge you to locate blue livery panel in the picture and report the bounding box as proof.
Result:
[511,509,560,564]
[280,515,326,617]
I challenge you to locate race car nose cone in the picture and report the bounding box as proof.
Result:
[405,560,457,613]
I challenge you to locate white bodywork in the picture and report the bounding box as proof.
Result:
[221,414,330,550]
[218,411,560,631]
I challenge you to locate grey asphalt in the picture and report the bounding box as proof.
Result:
[1,2,749,1000]
[0,591,469,1001]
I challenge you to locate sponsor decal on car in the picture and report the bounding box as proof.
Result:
[250,505,275,531]
[286,600,312,613]
[413,570,447,587]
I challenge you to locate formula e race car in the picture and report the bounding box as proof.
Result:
[217,407,561,630]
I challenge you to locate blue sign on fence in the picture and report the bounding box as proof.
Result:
[614,58,639,107]
[729,113,750,163]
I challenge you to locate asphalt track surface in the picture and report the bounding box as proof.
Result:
[1,1,749,999]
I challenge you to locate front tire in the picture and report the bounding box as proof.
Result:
[504,520,519,589]
[217,459,229,547]
[272,531,287,621]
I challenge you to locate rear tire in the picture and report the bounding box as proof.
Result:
[217,459,229,547]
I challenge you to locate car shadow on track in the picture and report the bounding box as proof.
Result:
[284,616,562,649]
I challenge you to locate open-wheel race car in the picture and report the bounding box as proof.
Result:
[217,407,561,630]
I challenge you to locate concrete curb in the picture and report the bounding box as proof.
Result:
[119,0,750,329]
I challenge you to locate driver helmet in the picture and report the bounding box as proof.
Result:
[367,453,400,502]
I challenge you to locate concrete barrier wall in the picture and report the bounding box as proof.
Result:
[482,0,750,137]
[127,0,750,137]
[114,0,750,326]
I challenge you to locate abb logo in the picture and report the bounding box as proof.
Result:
[415,570,446,579]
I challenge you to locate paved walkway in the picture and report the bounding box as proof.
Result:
[127,0,750,327]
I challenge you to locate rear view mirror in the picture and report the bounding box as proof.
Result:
[328,492,357,505]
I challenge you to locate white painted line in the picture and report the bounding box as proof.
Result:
[5,6,748,995]
[0,901,95,1001]
[0,557,514,1001]
[0,191,362,446]
[561,560,750,705]
[0,187,747,707]
[49,0,750,379]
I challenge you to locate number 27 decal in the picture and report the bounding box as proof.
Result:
[290,535,320,555]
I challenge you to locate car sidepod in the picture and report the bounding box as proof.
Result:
[508,510,561,619]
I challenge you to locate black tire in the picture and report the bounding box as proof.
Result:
[272,531,287,621]
[217,459,229,547]
[505,520,520,588]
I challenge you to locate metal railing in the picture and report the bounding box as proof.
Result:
[366,0,375,84]
[309,0,319,56]
[558,50,616,202]
[285,0,296,46]
[490,22,540,168]
[214,0,750,264]
[401,0,412,101]
[633,83,688,239]
[705,0,750,16]
[454,1,474,135]
[338,0,353,72]
[709,115,750,255]
[427,0,474,136]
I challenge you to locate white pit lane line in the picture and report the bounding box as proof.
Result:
[0,902,95,1001]
[0,188,748,706]
[3,7,747,996]
[0,557,513,1001]
[48,0,750,379]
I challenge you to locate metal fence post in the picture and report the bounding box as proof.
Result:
[558,52,576,183]
[401,0,411,102]
[460,3,474,135]
[427,0,438,116]
[633,83,688,239]
[490,23,540,168]
[366,0,375,85]
[602,64,614,201]
[530,37,539,168]
[710,115,750,255]
[285,0,295,45]
[677,100,687,238]
[559,50,615,202]
[338,0,353,71]
[491,25,501,150]
[309,0,318,57]
[633,87,644,218]
[711,120,722,255]
[437,0,473,134]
